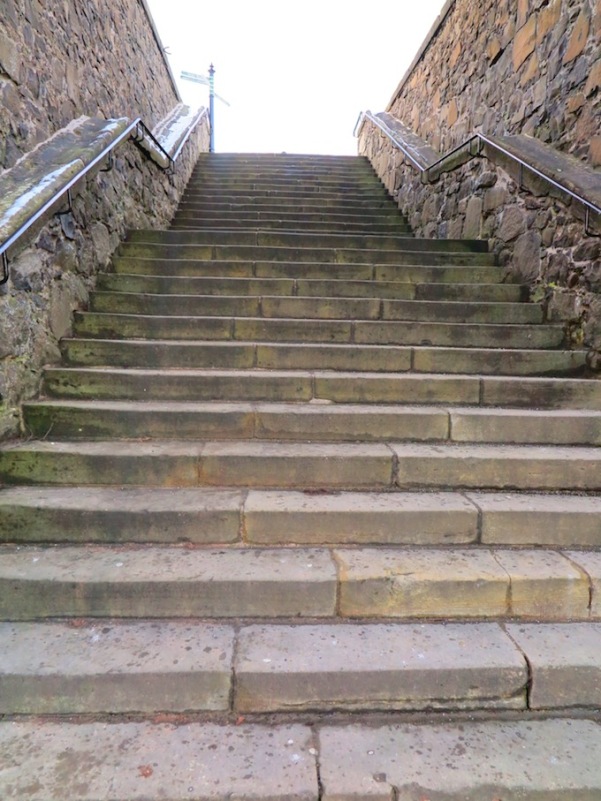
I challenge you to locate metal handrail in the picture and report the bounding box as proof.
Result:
[358,110,601,235]
[0,110,207,284]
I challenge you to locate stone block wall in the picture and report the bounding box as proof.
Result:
[0,0,209,438]
[359,0,601,356]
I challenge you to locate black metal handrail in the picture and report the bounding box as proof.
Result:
[0,110,208,284]
[357,110,601,236]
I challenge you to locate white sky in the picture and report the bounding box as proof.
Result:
[145,0,448,154]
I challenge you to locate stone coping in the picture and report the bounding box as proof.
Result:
[142,104,209,169]
[0,116,131,246]
[361,111,601,220]
[0,106,208,256]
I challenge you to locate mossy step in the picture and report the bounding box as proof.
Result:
[59,338,581,373]
[98,273,526,302]
[4,486,601,547]
[23,400,601,445]
[90,292,542,325]
[174,196,401,211]
[42,366,475,401]
[111,257,500,280]
[3,439,601,490]
[178,186,390,200]
[0,545,596,621]
[44,367,598,404]
[125,229,489,253]
[171,218,413,234]
[73,311,564,350]
[173,204,404,221]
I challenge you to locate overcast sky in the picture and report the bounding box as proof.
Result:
[145,0,448,154]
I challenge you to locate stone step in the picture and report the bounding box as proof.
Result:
[0,544,596,621]
[98,273,527,302]
[58,338,584,374]
[179,186,390,200]
[183,178,389,193]
[173,204,403,221]
[117,245,493,267]
[2,719,601,801]
[2,620,601,714]
[44,367,599,404]
[171,217,412,234]
[90,292,542,324]
[111,256,502,281]
[3,439,601,490]
[3,486,601,547]
[72,312,563,349]
[23,400,601,446]
[125,229,489,253]
[174,196,400,212]
[318,719,601,800]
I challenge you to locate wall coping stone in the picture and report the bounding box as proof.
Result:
[0,117,131,246]
[362,111,601,226]
[0,106,208,261]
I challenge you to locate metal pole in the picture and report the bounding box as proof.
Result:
[209,63,215,153]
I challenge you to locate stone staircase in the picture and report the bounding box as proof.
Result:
[1,152,601,798]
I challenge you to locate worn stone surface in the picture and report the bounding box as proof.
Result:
[0,722,317,800]
[235,623,527,712]
[0,621,234,713]
[0,486,243,543]
[565,550,601,616]
[507,622,601,708]
[336,548,508,618]
[471,491,601,546]
[0,546,336,618]
[319,720,601,800]
[494,549,590,617]
[244,490,478,545]
[393,442,601,490]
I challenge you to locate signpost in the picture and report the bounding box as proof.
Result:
[180,65,230,153]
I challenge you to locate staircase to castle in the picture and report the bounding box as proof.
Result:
[1,153,601,798]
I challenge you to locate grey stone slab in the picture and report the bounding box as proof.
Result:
[314,372,480,404]
[243,490,478,545]
[199,442,394,488]
[481,375,601,408]
[469,491,601,546]
[451,407,601,445]
[0,440,205,486]
[0,721,317,800]
[335,548,508,618]
[0,546,336,618]
[319,719,601,800]
[392,443,601,490]
[413,346,586,376]
[253,404,448,442]
[506,623,601,709]
[566,550,601,617]
[493,550,590,618]
[0,621,233,713]
[235,622,527,712]
[0,486,243,543]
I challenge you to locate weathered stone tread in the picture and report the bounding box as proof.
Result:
[0,721,317,800]
[319,719,601,800]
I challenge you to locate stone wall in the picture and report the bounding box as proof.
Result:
[0,0,209,438]
[359,0,601,356]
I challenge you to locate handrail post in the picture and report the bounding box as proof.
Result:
[209,63,215,153]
